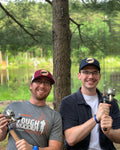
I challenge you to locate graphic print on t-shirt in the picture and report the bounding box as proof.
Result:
[15,112,48,135]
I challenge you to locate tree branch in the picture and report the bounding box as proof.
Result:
[0,2,39,43]
[70,17,84,43]
[46,0,85,43]
[45,0,52,5]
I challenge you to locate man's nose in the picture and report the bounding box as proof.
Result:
[88,72,94,77]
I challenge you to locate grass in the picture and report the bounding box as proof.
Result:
[0,84,54,102]
[0,136,8,150]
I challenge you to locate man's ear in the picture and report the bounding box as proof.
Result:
[29,83,32,91]
[99,73,101,81]
[50,85,52,90]
[77,73,81,80]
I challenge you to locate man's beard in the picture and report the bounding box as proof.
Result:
[35,92,50,101]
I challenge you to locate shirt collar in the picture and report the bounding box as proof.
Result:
[76,88,103,104]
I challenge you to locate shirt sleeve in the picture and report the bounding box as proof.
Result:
[49,111,63,142]
[60,97,79,131]
[110,100,120,129]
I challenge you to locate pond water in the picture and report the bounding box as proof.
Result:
[0,67,37,86]
[0,66,120,101]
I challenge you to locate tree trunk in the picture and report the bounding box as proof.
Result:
[52,0,71,111]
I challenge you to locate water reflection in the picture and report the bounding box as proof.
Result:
[0,69,9,85]
[0,67,40,86]
[0,67,120,100]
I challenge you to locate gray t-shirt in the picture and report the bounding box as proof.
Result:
[4,101,62,150]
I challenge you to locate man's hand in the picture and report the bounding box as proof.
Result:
[0,113,8,130]
[0,113,8,141]
[101,114,113,134]
[16,139,33,150]
[96,103,111,122]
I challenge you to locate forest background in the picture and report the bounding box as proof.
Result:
[0,0,120,149]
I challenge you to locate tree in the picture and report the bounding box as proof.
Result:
[52,0,71,111]
[0,0,120,113]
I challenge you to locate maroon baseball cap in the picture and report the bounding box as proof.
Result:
[31,69,55,84]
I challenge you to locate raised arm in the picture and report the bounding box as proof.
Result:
[64,117,96,146]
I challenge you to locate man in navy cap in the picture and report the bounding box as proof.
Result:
[60,58,120,150]
[0,69,62,150]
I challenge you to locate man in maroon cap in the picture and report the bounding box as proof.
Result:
[0,69,62,150]
[30,69,55,105]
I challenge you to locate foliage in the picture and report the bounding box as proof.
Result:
[69,1,120,64]
[0,0,120,99]
[0,0,120,64]
[0,0,52,56]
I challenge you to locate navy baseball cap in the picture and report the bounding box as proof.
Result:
[79,58,100,72]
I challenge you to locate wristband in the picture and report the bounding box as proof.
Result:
[94,115,100,123]
[33,146,38,150]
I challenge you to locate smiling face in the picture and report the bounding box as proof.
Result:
[78,65,101,95]
[30,77,52,103]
